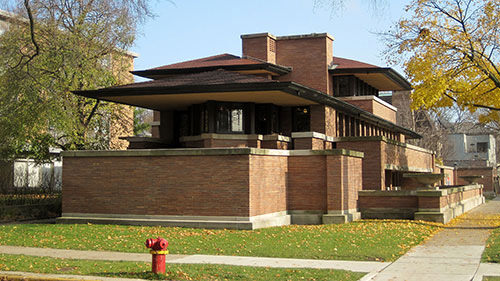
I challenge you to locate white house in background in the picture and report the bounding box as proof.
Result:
[445,133,497,168]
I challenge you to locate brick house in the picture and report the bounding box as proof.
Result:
[59,33,482,228]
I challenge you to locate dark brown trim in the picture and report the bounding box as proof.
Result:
[132,63,292,79]
[330,67,412,91]
[73,81,421,139]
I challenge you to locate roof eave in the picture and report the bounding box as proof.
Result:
[330,67,413,91]
[131,63,292,79]
[73,81,421,139]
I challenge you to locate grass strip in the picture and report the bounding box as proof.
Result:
[0,254,365,281]
[483,277,500,281]
[483,225,500,263]
[0,220,441,262]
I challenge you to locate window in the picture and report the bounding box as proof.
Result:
[255,104,280,134]
[292,106,310,132]
[334,76,351,97]
[477,142,488,153]
[216,103,244,133]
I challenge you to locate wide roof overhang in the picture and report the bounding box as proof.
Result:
[75,82,318,110]
[132,63,292,80]
[74,81,421,139]
[330,68,412,91]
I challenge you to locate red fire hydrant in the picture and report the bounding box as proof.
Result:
[145,237,169,274]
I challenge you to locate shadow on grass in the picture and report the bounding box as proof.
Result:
[98,271,170,280]
[361,219,500,230]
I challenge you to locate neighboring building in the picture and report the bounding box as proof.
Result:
[445,133,498,194]
[445,133,497,168]
[58,32,483,228]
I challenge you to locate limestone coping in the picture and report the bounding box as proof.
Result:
[291,131,329,140]
[384,164,433,173]
[436,164,455,170]
[416,184,483,197]
[62,147,364,158]
[358,184,482,197]
[262,134,292,142]
[339,95,398,112]
[179,133,264,142]
[241,32,335,41]
[333,136,435,154]
[358,190,417,197]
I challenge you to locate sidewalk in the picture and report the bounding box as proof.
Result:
[0,245,389,273]
[1,198,499,281]
[366,197,500,281]
[0,245,389,281]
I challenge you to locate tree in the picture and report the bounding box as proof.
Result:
[0,0,155,160]
[385,0,500,123]
[314,0,387,15]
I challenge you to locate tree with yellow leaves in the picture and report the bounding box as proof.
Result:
[386,0,500,123]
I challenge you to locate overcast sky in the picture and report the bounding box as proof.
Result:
[132,0,412,80]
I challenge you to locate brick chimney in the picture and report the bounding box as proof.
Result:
[241,32,334,95]
[241,33,277,64]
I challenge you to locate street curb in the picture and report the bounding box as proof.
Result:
[0,271,146,281]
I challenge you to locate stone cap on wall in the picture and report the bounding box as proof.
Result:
[62,147,364,158]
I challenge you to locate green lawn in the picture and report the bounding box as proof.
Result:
[483,277,500,281]
[483,227,500,263]
[0,254,365,281]
[0,220,441,262]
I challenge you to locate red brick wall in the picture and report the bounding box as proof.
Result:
[346,157,363,210]
[359,186,482,216]
[294,138,325,150]
[326,155,363,211]
[337,140,383,190]
[382,142,434,172]
[276,36,333,94]
[457,168,496,193]
[359,195,418,209]
[337,139,434,190]
[242,34,276,64]
[261,140,289,150]
[63,150,364,221]
[63,155,251,217]
[249,155,288,216]
[340,98,397,123]
[287,156,327,211]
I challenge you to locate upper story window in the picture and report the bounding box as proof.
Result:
[333,75,378,97]
[477,142,488,153]
[292,106,310,132]
[216,103,244,133]
[255,104,280,135]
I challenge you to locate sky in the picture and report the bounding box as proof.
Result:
[131,0,412,81]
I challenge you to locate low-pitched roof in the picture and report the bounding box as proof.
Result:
[114,69,271,89]
[332,57,379,69]
[74,69,421,139]
[330,56,412,91]
[132,54,292,79]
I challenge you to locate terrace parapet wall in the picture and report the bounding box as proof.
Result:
[335,136,435,190]
[358,184,484,223]
[456,166,497,194]
[59,147,364,229]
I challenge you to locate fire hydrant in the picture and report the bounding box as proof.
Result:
[145,237,169,274]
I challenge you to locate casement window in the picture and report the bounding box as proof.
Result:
[477,142,488,153]
[292,106,310,132]
[216,103,244,133]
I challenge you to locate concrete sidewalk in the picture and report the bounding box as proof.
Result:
[0,245,389,273]
[1,198,500,280]
[0,245,389,280]
[366,197,500,281]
